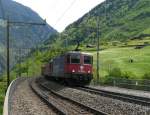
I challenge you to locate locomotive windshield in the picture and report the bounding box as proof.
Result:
[67,54,80,64]
[84,56,93,64]
[71,55,80,64]
[67,55,70,64]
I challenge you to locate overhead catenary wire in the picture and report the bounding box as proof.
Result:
[53,0,77,50]
[54,0,77,27]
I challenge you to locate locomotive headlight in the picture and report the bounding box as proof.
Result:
[88,70,90,73]
[72,69,75,72]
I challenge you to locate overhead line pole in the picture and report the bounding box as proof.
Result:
[6,19,10,87]
[5,20,46,88]
[0,0,46,88]
[96,16,100,83]
[18,48,21,77]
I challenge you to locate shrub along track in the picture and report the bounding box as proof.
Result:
[30,79,109,115]
[76,86,150,107]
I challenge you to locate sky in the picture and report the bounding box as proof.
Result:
[13,0,105,32]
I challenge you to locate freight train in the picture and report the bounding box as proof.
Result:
[41,51,93,85]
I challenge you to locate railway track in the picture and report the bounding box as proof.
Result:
[76,86,150,107]
[30,79,109,115]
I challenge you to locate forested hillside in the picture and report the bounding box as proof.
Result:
[46,0,150,46]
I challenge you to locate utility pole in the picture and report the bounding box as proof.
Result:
[18,48,21,77]
[0,0,46,88]
[5,20,46,88]
[64,32,68,49]
[6,19,10,88]
[96,16,100,83]
[65,39,68,49]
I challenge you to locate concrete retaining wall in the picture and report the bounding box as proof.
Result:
[3,77,28,115]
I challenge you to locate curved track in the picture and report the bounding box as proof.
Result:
[30,80,65,115]
[76,86,150,106]
[30,79,109,115]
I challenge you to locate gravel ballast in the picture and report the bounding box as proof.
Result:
[33,80,94,115]
[41,78,150,115]
[91,85,150,99]
[10,78,56,115]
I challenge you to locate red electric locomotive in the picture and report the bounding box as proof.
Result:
[41,51,93,85]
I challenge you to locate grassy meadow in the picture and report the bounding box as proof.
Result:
[92,46,150,79]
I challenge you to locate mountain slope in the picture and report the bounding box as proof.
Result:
[0,0,57,74]
[47,0,150,46]
[0,0,57,48]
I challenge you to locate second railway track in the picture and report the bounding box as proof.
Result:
[30,79,109,115]
[76,86,150,107]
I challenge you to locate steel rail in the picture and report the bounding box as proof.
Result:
[29,81,66,115]
[77,86,150,106]
[38,82,109,115]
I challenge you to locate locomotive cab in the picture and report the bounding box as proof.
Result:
[64,51,93,85]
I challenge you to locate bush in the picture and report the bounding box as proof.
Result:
[100,41,108,46]
[124,42,128,46]
[102,76,114,85]
[103,68,136,85]
[0,77,3,82]
[107,67,135,79]
[102,67,122,85]
[111,41,121,46]
[144,42,149,45]
[122,71,135,79]
[143,72,150,80]
[108,67,122,78]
